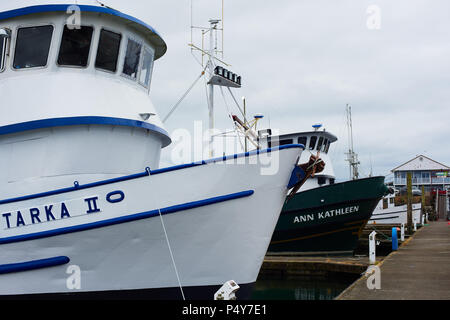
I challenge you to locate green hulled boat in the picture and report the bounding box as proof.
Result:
[258,126,387,254]
[269,176,387,254]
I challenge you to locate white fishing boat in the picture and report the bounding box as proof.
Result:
[0,1,304,299]
[368,191,422,225]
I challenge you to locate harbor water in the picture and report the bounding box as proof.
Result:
[251,274,359,300]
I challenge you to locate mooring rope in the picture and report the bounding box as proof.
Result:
[158,209,186,300]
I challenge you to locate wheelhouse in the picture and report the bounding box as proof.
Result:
[0,5,165,93]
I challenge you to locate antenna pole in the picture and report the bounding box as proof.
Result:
[346,104,360,180]
[207,20,219,158]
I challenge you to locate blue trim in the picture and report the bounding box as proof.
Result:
[0,190,254,245]
[0,144,303,206]
[0,4,166,56]
[0,256,70,274]
[0,116,171,147]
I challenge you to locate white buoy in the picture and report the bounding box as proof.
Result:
[401,223,405,241]
[369,231,377,264]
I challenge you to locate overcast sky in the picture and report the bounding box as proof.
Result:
[6,0,450,181]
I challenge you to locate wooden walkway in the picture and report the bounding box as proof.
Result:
[336,221,450,300]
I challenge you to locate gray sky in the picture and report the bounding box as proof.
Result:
[8,0,450,181]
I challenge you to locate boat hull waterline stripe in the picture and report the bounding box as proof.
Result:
[0,190,254,245]
[0,256,70,275]
[0,144,303,205]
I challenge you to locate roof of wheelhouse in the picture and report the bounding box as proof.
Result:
[0,1,167,60]
[267,130,338,143]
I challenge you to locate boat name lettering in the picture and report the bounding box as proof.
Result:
[293,206,360,223]
[0,191,124,230]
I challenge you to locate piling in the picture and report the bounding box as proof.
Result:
[407,172,413,234]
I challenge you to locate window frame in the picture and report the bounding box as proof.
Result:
[11,23,55,72]
[309,136,317,150]
[138,45,155,89]
[56,24,95,69]
[298,136,307,147]
[121,36,143,82]
[94,27,123,74]
[0,34,8,73]
[316,136,324,151]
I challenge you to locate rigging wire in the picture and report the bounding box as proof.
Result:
[162,66,207,123]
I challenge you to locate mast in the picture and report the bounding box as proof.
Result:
[207,19,220,158]
[345,104,360,180]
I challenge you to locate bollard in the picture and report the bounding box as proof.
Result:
[369,231,377,264]
[422,214,425,225]
[414,222,417,232]
[401,223,405,241]
[392,227,398,251]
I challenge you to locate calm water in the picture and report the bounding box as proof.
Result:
[251,275,358,300]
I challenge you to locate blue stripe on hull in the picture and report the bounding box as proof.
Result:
[0,190,254,245]
[0,144,303,206]
[0,256,70,275]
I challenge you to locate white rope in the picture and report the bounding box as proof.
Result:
[158,209,185,300]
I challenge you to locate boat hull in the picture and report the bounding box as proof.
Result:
[368,203,422,225]
[268,176,387,254]
[0,146,302,299]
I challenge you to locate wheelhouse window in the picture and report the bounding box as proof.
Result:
[309,136,317,150]
[95,29,122,72]
[0,36,7,71]
[321,139,328,152]
[13,25,53,69]
[316,137,324,151]
[324,141,331,153]
[298,136,307,146]
[122,38,142,79]
[139,47,154,87]
[58,25,94,67]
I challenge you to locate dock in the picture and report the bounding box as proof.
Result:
[336,221,450,300]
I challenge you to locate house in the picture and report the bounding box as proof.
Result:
[392,155,450,193]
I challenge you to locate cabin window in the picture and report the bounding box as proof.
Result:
[0,36,7,71]
[329,178,335,185]
[318,177,327,185]
[298,136,307,146]
[324,141,331,153]
[279,139,293,146]
[95,29,122,72]
[122,38,142,79]
[139,47,154,87]
[316,137,324,151]
[13,25,53,69]
[309,136,317,150]
[322,139,328,152]
[58,25,94,67]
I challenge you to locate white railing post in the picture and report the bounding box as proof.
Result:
[369,231,377,264]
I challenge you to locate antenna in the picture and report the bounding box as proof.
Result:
[345,104,360,180]
[189,1,243,158]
